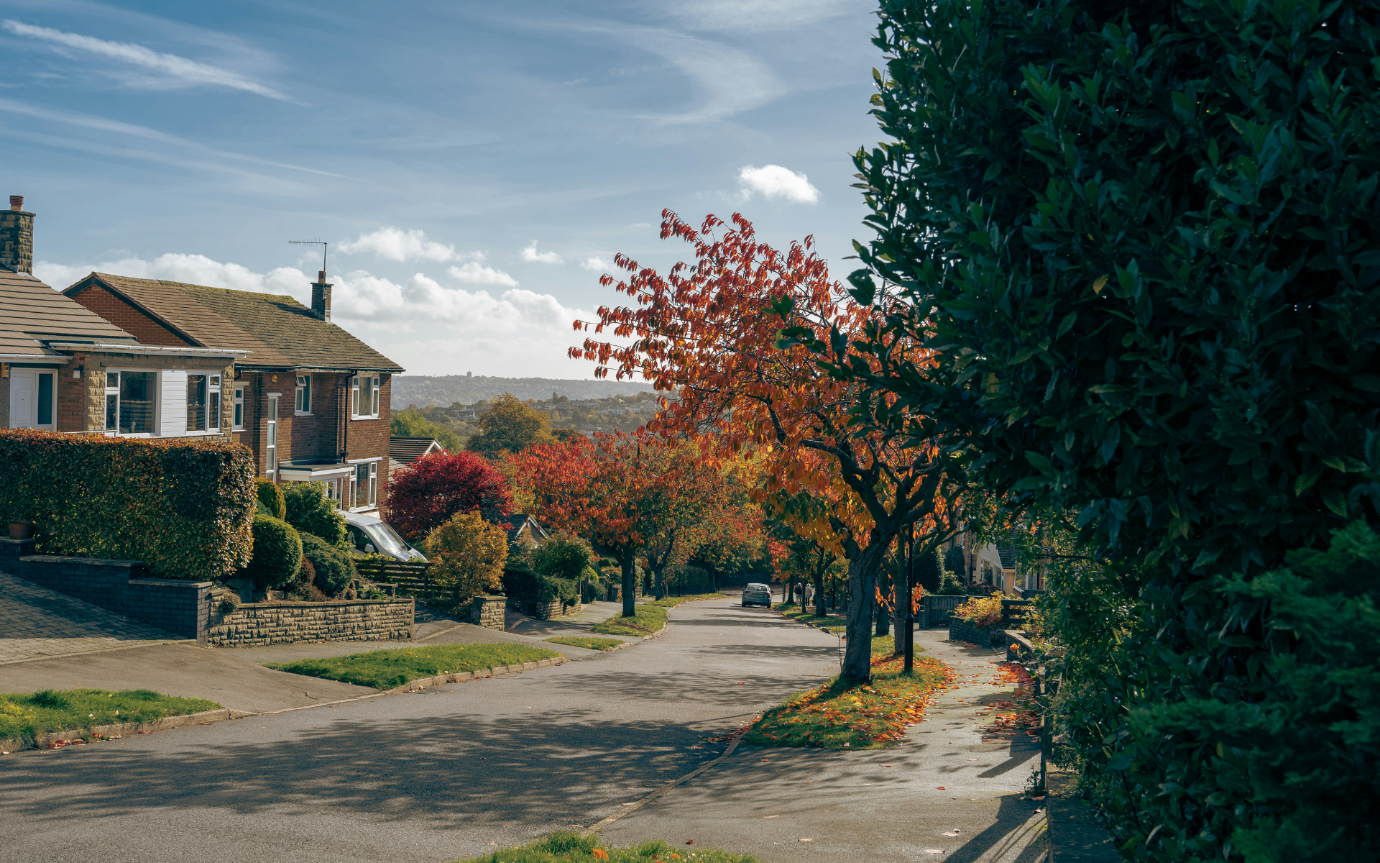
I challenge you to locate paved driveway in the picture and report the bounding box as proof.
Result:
[0,571,182,665]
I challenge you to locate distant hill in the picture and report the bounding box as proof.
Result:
[390,375,658,408]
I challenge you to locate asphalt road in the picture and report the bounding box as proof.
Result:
[2,598,841,863]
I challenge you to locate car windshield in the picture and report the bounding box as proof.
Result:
[364,522,411,556]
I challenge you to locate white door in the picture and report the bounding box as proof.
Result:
[9,370,56,430]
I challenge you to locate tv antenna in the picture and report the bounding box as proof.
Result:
[289,239,328,275]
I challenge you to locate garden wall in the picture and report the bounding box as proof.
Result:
[470,595,505,630]
[531,598,582,621]
[208,597,414,647]
[1,538,210,642]
[948,616,1009,648]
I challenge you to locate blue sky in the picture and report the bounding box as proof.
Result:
[2,0,883,377]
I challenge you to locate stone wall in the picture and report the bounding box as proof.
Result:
[1,538,210,641]
[470,595,505,630]
[948,616,1008,648]
[208,597,413,647]
[530,598,582,621]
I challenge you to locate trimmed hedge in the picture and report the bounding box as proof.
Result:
[255,478,286,519]
[244,514,301,589]
[503,564,577,608]
[282,482,348,547]
[0,430,254,581]
[301,532,356,596]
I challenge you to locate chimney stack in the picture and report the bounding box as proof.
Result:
[311,269,332,322]
[0,195,34,274]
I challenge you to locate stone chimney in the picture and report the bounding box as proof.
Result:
[0,195,34,274]
[310,269,332,322]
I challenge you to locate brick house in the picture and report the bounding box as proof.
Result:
[64,270,403,513]
[2,196,243,439]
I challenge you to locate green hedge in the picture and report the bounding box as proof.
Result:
[0,430,254,581]
[282,482,348,547]
[244,514,301,589]
[255,478,286,519]
[502,564,577,607]
[301,532,356,596]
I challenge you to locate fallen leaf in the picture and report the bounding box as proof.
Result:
[799,838,812,843]
[593,850,609,861]
[937,786,945,790]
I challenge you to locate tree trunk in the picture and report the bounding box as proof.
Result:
[841,540,887,683]
[813,570,826,617]
[874,567,890,636]
[621,553,636,617]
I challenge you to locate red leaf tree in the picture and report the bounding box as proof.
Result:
[384,450,514,542]
[572,211,964,682]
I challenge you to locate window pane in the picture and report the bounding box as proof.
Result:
[371,378,380,416]
[105,392,118,430]
[369,462,377,505]
[359,376,373,416]
[187,374,207,431]
[209,391,220,429]
[37,373,53,426]
[103,370,118,391]
[119,371,156,434]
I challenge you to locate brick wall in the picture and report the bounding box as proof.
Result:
[1,539,210,642]
[67,284,193,347]
[348,373,391,506]
[208,597,413,647]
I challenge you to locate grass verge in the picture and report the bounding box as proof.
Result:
[451,832,757,863]
[741,652,956,749]
[544,636,626,651]
[591,603,669,636]
[265,643,559,690]
[774,602,847,634]
[0,689,221,743]
[651,592,729,608]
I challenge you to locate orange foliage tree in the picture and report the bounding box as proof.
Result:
[507,431,711,617]
[573,211,967,682]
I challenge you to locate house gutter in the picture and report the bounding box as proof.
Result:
[45,343,252,357]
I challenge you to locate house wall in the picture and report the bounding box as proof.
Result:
[348,374,391,505]
[55,350,234,438]
[67,284,192,347]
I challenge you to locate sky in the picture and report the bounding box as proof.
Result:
[1,0,885,378]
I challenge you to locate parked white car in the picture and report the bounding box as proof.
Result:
[341,510,426,562]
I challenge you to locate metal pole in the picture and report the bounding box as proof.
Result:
[904,524,915,673]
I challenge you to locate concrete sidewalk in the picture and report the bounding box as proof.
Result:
[504,598,629,639]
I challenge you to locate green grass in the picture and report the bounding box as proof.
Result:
[774,603,847,634]
[544,636,626,651]
[265,643,559,690]
[0,689,221,743]
[450,832,757,863]
[590,603,669,636]
[651,592,730,608]
[742,654,954,750]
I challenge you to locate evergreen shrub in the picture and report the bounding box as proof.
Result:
[255,478,286,519]
[244,514,301,589]
[301,532,356,596]
[282,482,348,547]
[0,430,254,580]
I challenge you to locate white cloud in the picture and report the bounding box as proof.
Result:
[738,164,820,204]
[521,241,563,264]
[32,253,598,377]
[581,256,612,272]
[1,20,288,100]
[339,227,463,263]
[448,261,519,287]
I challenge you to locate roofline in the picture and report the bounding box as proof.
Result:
[0,353,63,360]
[235,363,404,373]
[65,275,206,348]
[46,342,251,357]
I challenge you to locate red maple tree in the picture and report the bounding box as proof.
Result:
[572,211,964,681]
[385,450,514,542]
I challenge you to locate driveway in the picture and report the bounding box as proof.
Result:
[0,571,183,665]
[0,598,1044,863]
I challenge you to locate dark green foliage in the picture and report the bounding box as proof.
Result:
[943,545,966,578]
[530,532,595,581]
[502,563,577,606]
[282,482,347,547]
[244,514,302,589]
[846,1,1380,859]
[913,545,944,593]
[0,429,254,580]
[300,532,356,596]
[255,478,286,519]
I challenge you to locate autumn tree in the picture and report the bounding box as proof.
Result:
[385,450,513,542]
[509,431,696,617]
[391,408,463,453]
[466,393,554,458]
[573,211,967,681]
[423,511,510,607]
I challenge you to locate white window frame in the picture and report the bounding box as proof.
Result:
[184,371,222,435]
[295,374,311,415]
[350,374,381,420]
[265,394,280,480]
[347,459,380,510]
[232,384,246,431]
[103,368,159,437]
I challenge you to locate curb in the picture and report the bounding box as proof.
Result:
[587,735,743,833]
[383,655,568,693]
[0,707,235,754]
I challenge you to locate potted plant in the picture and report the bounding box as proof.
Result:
[8,520,34,540]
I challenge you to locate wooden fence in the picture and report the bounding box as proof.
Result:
[354,560,436,602]
[922,594,966,626]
